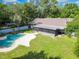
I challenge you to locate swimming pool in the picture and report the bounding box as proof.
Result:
[0,34,24,47]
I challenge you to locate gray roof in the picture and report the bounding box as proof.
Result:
[33,18,73,30]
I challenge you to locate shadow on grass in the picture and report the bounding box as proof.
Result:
[13,51,61,59]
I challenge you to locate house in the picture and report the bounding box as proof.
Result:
[33,18,73,36]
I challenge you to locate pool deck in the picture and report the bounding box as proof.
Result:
[0,33,38,52]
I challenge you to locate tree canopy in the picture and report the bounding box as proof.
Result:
[61,4,79,18]
[0,3,12,26]
[0,2,79,28]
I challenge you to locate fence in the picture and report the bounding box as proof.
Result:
[0,26,29,34]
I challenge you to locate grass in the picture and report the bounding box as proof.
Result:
[0,34,78,59]
[24,29,33,33]
[19,29,33,33]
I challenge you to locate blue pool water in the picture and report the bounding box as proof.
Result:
[0,34,24,47]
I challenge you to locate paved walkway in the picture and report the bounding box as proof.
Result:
[0,33,38,52]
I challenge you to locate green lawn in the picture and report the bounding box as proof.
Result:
[24,29,33,33]
[0,34,78,59]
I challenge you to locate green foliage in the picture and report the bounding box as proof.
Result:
[0,3,13,26]
[37,0,58,18]
[66,14,79,37]
[21,3,38,25]
[73,15,79,58]
[0,2,79,29]
[48,6,61,18]
[61,4,79,18]
[74,40,79,57]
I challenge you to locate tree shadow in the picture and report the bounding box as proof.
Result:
[13,51,61,59]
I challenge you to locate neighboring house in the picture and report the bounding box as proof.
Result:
[33,18,73,35]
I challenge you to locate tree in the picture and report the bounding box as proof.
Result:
[37,0,58,18]
[21,3,38,25]
[5,4,25,27]
[61,3,79,18]
[73,15,79,57]
[0,3,11,26]
[11,4,23,26]
[48,6,61,18]
[65,14,79,37]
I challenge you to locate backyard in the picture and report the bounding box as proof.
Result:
[0,0,79,59]
[0,34,78,59]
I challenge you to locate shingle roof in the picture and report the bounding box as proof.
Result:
[33,18,73,30]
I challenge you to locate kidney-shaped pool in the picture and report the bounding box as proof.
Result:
[0,34,24,47]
